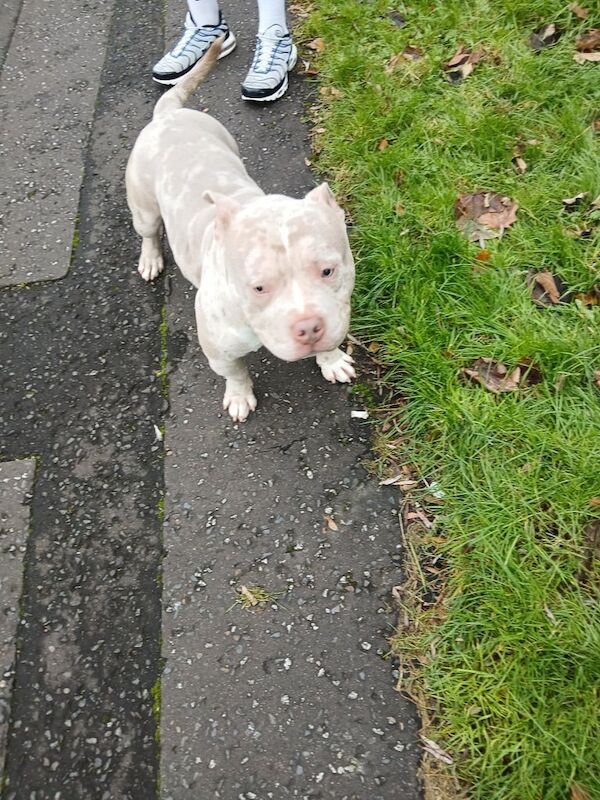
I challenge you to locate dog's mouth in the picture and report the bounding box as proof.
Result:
[273,337,345,363]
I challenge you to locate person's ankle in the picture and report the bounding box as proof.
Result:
[258,22,289,38]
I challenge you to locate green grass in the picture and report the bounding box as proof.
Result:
[158,303,169,397]
[299,1,600,797]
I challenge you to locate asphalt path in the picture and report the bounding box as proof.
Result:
[0,1,421,797]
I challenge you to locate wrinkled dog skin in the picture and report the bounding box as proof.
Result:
[126,41,355,421]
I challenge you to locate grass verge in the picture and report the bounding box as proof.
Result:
[299,1,600,798]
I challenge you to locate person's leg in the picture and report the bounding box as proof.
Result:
[256,0,288,34]
[152,1,236,86]
[187,0,220,27]
[241,0,297,102]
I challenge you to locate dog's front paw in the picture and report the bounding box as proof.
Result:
[316,348,356,384]
[138,254,164,282]
[223,386,257,423]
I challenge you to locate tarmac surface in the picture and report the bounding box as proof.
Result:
[0,1,421,798]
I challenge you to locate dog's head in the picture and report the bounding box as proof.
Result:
[204,183,355,362]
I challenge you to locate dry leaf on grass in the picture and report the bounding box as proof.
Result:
[526,270,571,306]
[529,23,561,50]
[512,141,528,173]
[455,191,518,244]
[476,249,491,262]
[443,45,484,82]
[575,286,600,306]
[301,59,319,75]
[420,736,453,765]
[595,371,600,390]
[576,28,600,51]
[377,138,390,152]
[306,37,325,52]
[319,86,343,98]
[569,3,589,19]
[563,191,589,209]
[461,357,541,393]
[401,44,424,61]
[574,51,600,63]
[512,155,528,174]
[588,497,600,508]
[385,46,423,73]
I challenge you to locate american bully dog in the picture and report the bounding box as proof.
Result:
[126,40,355,421]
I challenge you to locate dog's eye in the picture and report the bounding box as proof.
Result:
[254,285,264,294]
[321,267,335,278]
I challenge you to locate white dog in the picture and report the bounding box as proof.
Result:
[126,41,355,421]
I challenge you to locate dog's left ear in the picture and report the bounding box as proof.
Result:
[203,190,240,231]
[305,182,345,221]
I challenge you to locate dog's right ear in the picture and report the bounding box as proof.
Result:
[203,191,240,232]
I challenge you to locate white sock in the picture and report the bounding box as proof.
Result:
[186,0,220,27]
[257,0,288,36]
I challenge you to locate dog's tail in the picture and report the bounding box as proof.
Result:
[153,36,223,119]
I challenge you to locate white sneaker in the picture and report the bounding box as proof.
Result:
[152,12,236,85]
[241,25,297,102]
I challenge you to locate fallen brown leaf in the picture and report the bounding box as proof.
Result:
[402,44,424,61]
[575,286,600,305]
[319,86,343,98]
[324,515,338,531]
[377,138,389,152]
[512,155,528,174]
[529,23,561,51]
[569,3,589,19]
[368,341,381,353]
[386,46,423,73]
[395,202,406,216]
[455,191,518,242]
[476,249,492,262]
[595,371,600,390]
[574,51,600,63]
[588,498,600,508]
[576,28,600,51]
[301,60,319,75]
[461,358,522,393]
[527,270,570,306]
[443,45,484,82]
[562,191,588,209]
[306,37,325,53]
[420,736,453,765]
[394,170,405,187]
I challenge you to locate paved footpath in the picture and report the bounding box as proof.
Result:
[0,0,421,798]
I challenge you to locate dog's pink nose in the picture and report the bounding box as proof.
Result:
[292,316,325,345]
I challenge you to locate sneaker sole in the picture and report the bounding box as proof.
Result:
[152,31,237,86]
[241,45,298,103]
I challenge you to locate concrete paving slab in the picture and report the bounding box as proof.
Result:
[0,0,114,286]
[0,458,35,774]
[160,2,422,797]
